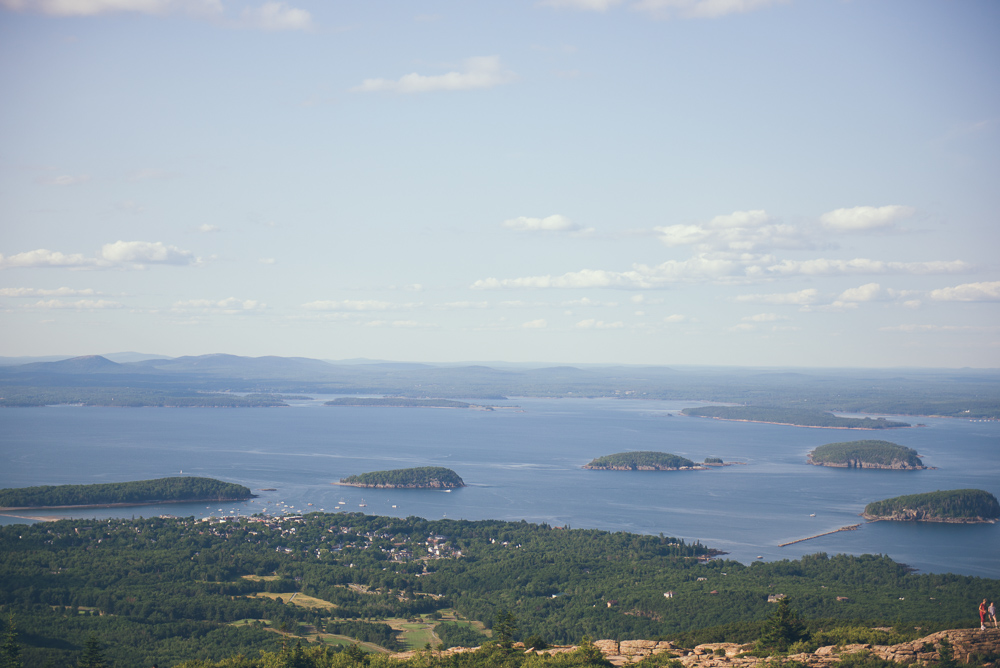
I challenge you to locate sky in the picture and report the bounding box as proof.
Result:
[1,0,998,367]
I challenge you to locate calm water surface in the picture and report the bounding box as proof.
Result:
[1,397,997,578]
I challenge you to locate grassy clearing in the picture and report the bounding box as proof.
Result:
[382,615,441,650]
[241,574,281,581]
[247,592,337,610]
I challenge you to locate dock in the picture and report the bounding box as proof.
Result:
[778,524,861,547]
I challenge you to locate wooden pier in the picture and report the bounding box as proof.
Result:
[778,524,861,547]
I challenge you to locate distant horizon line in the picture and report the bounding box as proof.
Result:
[0,351,996,372]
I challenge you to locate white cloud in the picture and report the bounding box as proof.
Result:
[654,210,808,252]
[127,167,173,181]
[0,249,97,269]
[199,224,221,233]
[173,297,264,313]
[576,319,624,329]
[472,254,749,290]
[879,324,996,333]
[0,287,96,297]
[836,283,882,303]
[361,319,430,329]
[632,0,791,19]
[743,312,785,322]
[258,258,276,265]
[437,301,489,310]
[31,298,122,309]
[662,314,688,323]
[820,205,915,232]
[0,0,222,16]
[302,299,417,311]
[763,258,969,276]
[522,319,548,328]
[501,214,579,232]
[539,0,624,10]
[37,173,91,186]
[735,289,819,305]
[240,2,311,30]
[99,240,197,267]
[352,56,516,94]
[929,281,1000,302]
[561,297,618,307]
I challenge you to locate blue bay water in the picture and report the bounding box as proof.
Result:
[1,397,997,578]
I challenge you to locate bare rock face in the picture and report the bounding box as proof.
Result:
[392,628,1000,668]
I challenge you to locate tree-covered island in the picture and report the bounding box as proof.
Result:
[584,451,700,471]
[681,406,910,429]
[808,440,925,470]
[337,467,466,489]
[0,477,254,510]
[863,489,1000,523]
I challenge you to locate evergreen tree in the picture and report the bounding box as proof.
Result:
[78,634,106,668]
[1,613,22,668]
[492,610,517,649]
[756,598,806,654]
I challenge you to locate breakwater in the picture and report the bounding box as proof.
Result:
[778,524,861,547]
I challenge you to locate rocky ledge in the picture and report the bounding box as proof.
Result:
[392,628,1000,667]
[808,459,924,470]
[863,510,997,524]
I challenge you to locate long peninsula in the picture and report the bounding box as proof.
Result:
[681,406,910,429]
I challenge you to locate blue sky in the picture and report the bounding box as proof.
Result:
[1,0,998,367]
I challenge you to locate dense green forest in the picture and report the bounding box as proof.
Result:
[339,468,465,488]
[863,489,1000,522]
[325,398,477,408]
[0,477,253,508]
[808,441,924,469]
[681,407,910,429]
[1,512,997,667]
[583,452,697,470]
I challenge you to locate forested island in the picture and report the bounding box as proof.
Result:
[681,406,910,429]
[863,489,1000,523]
[808,440,925,469]
[1,511,997,667]
[0,477,254,510]
[338,467,466,489]
[325,397,486,409]
[584,451,699,470]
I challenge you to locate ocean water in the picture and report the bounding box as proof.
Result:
[1,397,997,578]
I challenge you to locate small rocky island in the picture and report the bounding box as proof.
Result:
[808,440,925,469]
[584,451,701,471]
[864,489,1000,523]
[337,467,465,489]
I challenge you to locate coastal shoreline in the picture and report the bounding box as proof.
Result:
[332,482,464,489]
[0,497,254,512]
[863,515,998,524]
[693,416,911,430]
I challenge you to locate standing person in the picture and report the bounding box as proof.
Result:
[980,599,988,630]
[990,601,997,629]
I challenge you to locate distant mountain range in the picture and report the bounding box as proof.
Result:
[0,353,997,418]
